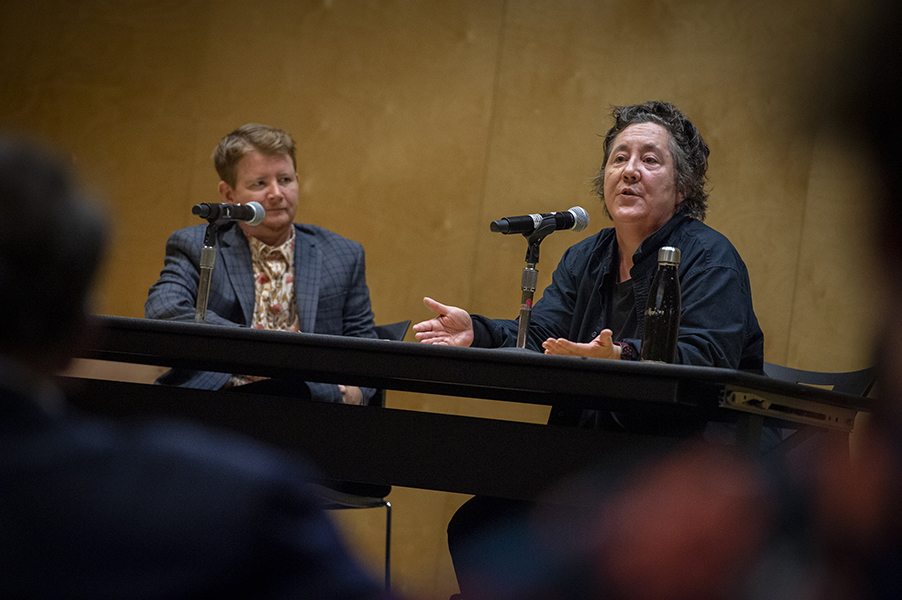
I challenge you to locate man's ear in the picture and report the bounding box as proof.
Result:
[218,180,234,202]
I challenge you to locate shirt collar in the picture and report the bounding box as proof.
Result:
[597,212,692,278]
[633,212,692,265]
[248,227,295,262]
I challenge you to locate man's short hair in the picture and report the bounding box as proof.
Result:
[212,124,297,188]
[593,101,710,221]
[0,137,107,358]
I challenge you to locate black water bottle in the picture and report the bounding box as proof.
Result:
[640,246,681,363]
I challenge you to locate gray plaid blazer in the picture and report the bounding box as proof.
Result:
[145,222,377,402]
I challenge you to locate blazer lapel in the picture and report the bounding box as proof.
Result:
[293,225,321,332]
[218,225,256,326]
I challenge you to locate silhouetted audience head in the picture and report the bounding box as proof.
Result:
[0,137,107,372]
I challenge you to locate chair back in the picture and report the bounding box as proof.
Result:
[763,362,876,397]
[369,321,410,408]
[375,320,411,343]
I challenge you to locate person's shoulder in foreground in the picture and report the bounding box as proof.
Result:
[1,394,388,599]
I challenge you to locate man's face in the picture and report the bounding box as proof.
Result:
[219,150,298,246]
[603,122,683,236]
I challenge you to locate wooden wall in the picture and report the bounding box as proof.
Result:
[0,1,879,598]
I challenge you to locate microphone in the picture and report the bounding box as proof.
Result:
[192,202,265,226]
[490,206,589,235]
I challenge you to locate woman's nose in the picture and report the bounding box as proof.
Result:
[623,158,640,181]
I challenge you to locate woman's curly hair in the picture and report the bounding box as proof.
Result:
[593,101,710,221]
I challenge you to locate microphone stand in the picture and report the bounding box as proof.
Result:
[515,216,558,349]
[190,202,266,323]
[194,221,220,323]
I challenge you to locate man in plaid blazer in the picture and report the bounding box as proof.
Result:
[146,124,377,404]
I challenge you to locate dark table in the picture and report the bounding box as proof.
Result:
[60,316,875,500]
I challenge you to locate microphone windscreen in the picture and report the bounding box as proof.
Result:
[246,202,265,226]
[568,206,589,232]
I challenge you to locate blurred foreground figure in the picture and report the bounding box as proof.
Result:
[0,137,389,599]
[448,444,779,600]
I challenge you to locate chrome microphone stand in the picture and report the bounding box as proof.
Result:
[191,201,265,323]
[515,217,558,349]
[194,222,220,323]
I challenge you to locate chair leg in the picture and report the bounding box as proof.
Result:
[384,500,392,591]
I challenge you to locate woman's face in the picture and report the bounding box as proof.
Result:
[603,122,683,237]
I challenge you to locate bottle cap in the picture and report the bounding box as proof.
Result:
[657,246,680,265]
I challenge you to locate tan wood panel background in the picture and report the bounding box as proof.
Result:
[1,1,879,598]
